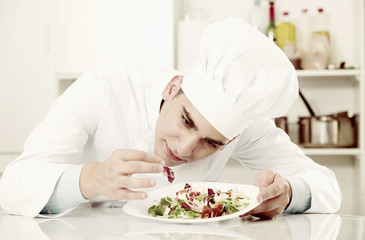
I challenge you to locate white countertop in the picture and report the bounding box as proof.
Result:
[0,203,364,240]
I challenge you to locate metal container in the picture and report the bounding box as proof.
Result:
[274,116,289,134]
[298,113,358,148]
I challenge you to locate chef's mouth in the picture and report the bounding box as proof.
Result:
[166,143,187,162]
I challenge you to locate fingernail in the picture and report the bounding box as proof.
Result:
[150,179,156,186]
[141,193,147,199]
[259,196,264,203]
[159,165,164,172]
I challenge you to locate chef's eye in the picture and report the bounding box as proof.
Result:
[182,116,193,128]
[206,140,218,149]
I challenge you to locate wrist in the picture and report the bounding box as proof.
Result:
[285,179,293,210]
[80,162,101,199]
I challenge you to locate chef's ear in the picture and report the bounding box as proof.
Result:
[162,75,183,100]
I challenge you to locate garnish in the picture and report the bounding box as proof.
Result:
[163,166,175,183]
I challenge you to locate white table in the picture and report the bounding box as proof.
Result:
[0,203,364,240]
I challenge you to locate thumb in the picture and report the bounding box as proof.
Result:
[255,169,276,202]
[254,169,276,188]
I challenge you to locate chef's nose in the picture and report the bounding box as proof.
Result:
[177,133,198,157]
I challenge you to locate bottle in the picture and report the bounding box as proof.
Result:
[276,11,299,68]
[276,11,296,50]
[296,9,312,69]
[307,8,331,69]
[314,8,330,37]
[266,1,276,42]
[250,0,267,35]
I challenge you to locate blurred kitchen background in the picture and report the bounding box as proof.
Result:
[0,0,364,215]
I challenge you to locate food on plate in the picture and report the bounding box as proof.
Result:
[163,166,175,183]
[148,183,250,219]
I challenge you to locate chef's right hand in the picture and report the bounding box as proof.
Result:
[79,149,165,200]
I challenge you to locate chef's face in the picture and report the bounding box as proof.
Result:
[154,75,230,166]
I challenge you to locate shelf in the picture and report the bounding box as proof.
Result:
[301,148,361,156]
[296,69,361,78]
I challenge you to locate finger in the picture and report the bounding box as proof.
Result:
[240,196,282,218]
[243,208,281,219]
[117,175,157,189]
[255,170,276,202]
[113,149,165,164]
[254,169,276,188]
[258,174,287,202]
[111,189,149,200]
[118,161,164,174]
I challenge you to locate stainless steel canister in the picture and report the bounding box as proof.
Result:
[298,114,358,148]
[274,116,289,134]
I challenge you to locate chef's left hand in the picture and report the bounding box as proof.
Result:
[240,169,292,219]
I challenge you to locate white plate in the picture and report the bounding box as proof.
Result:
[123,182,260,223]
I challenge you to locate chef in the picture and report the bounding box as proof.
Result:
[0,17,341,218]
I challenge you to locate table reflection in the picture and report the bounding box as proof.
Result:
[232,214,341,240]
[0,205,361,240]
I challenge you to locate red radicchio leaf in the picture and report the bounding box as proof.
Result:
[189,191,200,198]
[181,202,191,210]
[211,203,224,217]
[184,183,192,189]
[163,166,175,183]
[208,188,215,198]
[201,206,213,218]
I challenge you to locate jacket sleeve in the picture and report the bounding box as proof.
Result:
[230,118,342,213]
[0,69,104,218]
[40,164,88,215]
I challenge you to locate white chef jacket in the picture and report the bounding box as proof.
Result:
[0,64,341,218]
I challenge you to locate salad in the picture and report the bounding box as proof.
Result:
[163,166,175,183]
[148,183,250,219]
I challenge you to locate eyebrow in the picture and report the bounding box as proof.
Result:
[183,106,198,130]
[182,106,225,146]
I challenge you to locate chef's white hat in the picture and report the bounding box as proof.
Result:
[181,17,298,140]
